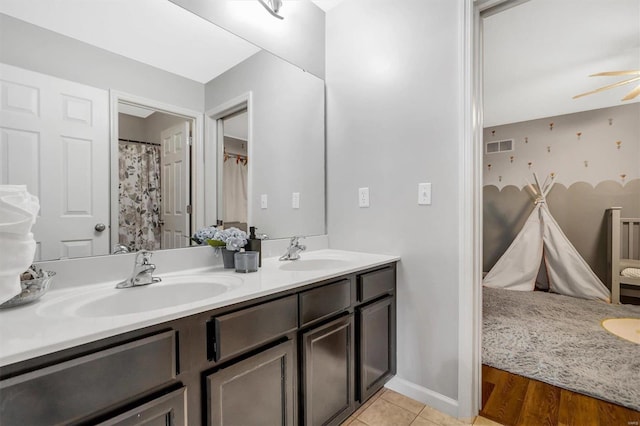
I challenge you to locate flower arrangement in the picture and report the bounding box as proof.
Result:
[192,226,248,251]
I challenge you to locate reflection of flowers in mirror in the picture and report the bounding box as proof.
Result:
[192,226,248,251]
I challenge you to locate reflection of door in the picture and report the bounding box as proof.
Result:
[160,122,190,248]
[0,64,109,260]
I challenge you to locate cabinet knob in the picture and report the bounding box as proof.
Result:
[95,223,106,232]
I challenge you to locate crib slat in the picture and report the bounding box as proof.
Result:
[625,220,632,259]
[621,218,640,260]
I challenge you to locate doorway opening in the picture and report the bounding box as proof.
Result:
[110,93,203,253]
[476,0,640,422]
[220,109,249,232]
[204,92,253,231]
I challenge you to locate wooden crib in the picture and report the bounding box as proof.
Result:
[607,207,640,304]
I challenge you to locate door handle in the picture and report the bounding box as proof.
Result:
[95,223,106,232]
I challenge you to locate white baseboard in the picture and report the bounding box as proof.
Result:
[385,376,459,418]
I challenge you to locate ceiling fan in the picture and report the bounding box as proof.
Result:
[573,70,640,101]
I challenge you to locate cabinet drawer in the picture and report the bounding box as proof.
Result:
[99,387,187,426]
[211,295,298,362]
[358,266,395,303]
[299,279,351,327]
[0,330,176,426]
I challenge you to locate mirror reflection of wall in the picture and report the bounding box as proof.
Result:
[221,110,249,231]
[117,104,192,252]
[206,51,325,239]
[0,1,326,261]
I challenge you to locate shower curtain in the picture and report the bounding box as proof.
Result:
[118,142,161,251]
[223,156,248,227]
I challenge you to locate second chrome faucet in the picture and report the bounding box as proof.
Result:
[279,236,306,261]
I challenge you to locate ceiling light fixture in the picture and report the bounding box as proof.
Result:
[258,0,284,19]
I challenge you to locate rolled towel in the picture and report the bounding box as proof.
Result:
[0,185,40,304]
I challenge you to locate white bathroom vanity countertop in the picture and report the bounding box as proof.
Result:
[0,249,399,367]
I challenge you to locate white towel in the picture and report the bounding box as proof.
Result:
[0,185,40,304]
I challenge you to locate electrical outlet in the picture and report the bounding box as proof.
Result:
[261,194,268,209]
[418,183,432,205]
[358,187,370,208]
[292,192,300,209]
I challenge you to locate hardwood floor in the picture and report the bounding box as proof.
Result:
[481,365,640,426]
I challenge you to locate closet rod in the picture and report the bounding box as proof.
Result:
[118,138,161,147]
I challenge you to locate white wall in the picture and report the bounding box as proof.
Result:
[326,0,463,410]
[169,0,326,79]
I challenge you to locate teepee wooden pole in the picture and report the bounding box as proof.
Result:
[542,174,557,198]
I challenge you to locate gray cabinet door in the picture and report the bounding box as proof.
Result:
[206,340,296,426]
[302,315,355,426]
[357,296,394,402]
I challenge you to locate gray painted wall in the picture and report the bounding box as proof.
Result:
[326,0,463,401]
[119,114,147,142]
[0,14,204,111]
[119,112,188,145]
[169,0,325,79]
[205,50,325,239]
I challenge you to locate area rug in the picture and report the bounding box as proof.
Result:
[483,287,640,411]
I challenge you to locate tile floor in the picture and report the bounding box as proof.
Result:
[341,388,503,426]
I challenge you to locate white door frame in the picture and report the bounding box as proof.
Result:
[458,0,527,418]
[109,91,204,250]
[204,92,253,228]
[457,0,482,418]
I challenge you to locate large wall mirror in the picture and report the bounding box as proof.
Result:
[0,1,325,262]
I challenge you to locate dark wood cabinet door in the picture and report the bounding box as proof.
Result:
[302,315,355,426]
[357,296,394,402]
[206,340,296,426]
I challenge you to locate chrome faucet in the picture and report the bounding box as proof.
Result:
[112,244,130,254]
[279,236,306,261]
[116,250,162,289]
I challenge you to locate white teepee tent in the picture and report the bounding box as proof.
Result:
[483,174,611,302]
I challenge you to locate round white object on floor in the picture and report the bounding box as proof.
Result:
[601,318,640,344]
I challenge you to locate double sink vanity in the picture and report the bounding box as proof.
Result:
[0,249,399,426]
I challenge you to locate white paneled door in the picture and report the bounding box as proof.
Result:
[160,122,190,249]
[0,64,109,260]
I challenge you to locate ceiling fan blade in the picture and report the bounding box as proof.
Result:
[622,84,640,101]
[590,70,640,77]
[573,75,640,99]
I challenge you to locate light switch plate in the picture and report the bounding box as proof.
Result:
[358,187,370,208]
[261,194,268,209]
[292,192,300,209]
[418,183,431,205]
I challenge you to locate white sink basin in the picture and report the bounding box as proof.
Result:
[44,274,244,318]
[279,258,351,271]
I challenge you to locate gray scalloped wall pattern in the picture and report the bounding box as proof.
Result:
[483,103,639,189]
[483,179,640,286]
